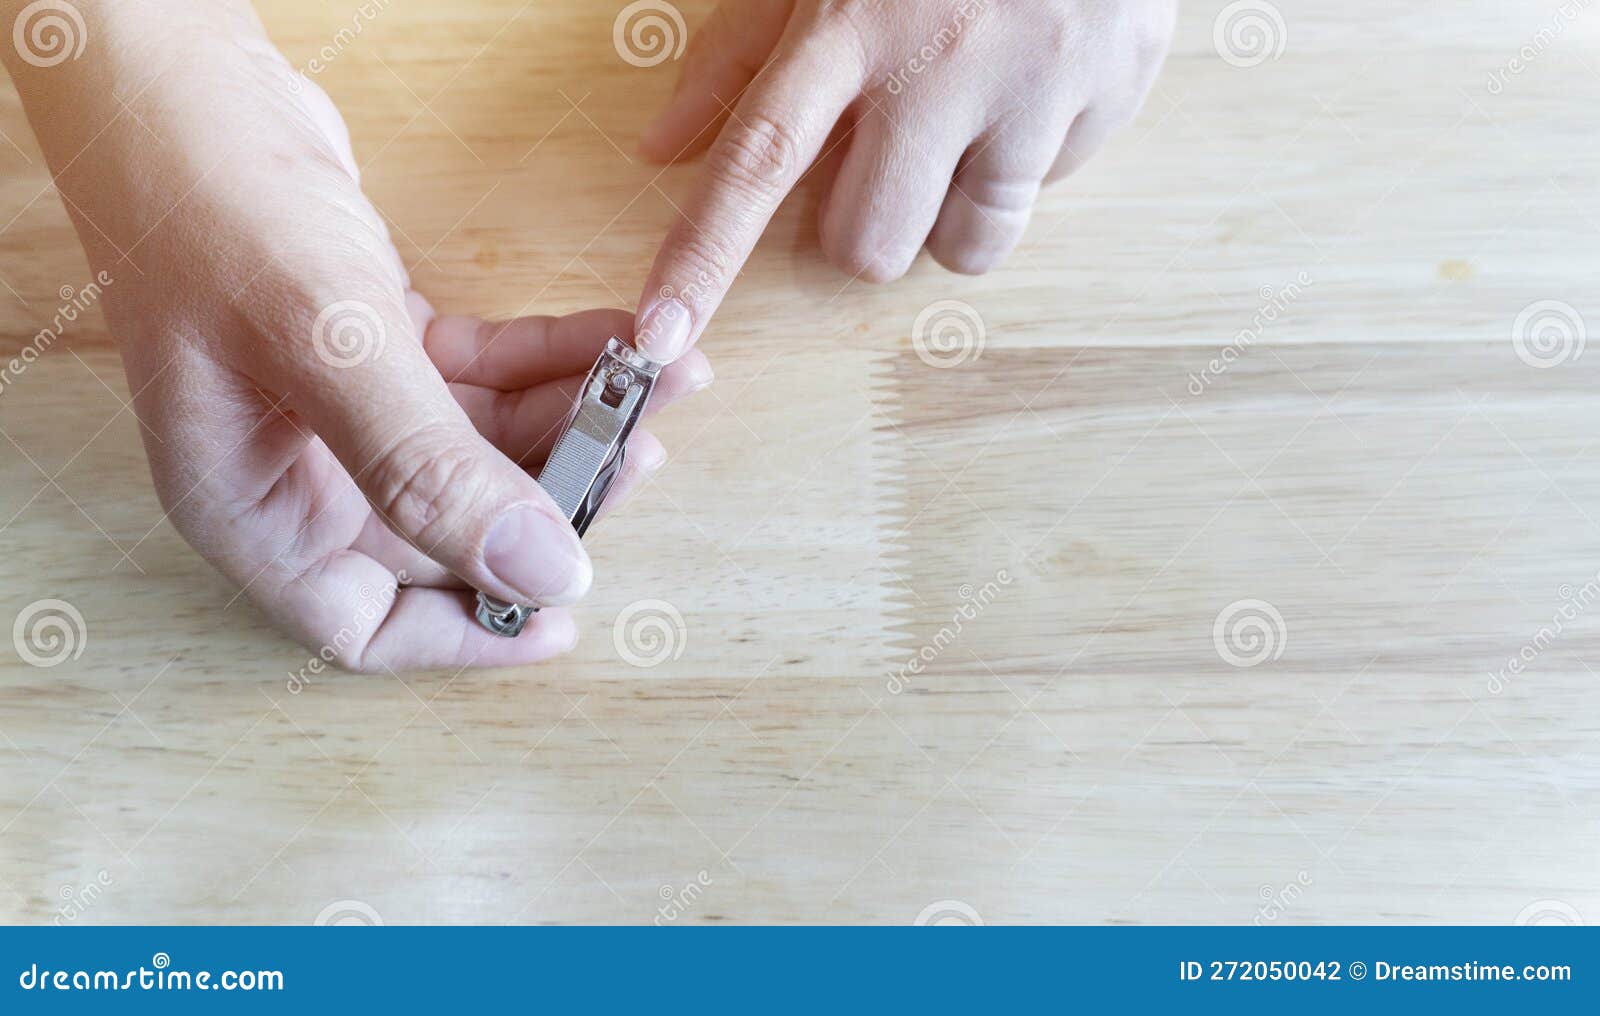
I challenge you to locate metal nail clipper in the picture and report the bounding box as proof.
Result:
[473,337,663,637]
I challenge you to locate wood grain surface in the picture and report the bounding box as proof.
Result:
[2,0,1598,924]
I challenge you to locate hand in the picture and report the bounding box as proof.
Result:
[631,0,1176,361]
[6,5,711,670]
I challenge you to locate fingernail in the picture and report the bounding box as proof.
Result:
[640,441,669,474]
[688,360,714,393]
[636,297,694,363]
[484,506,592,605]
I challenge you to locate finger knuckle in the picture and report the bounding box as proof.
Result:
[366,428,485,546]
[964,176,1041,214]
[709,114,803,197]
[324,638,377,674]
[828,237,908,285]
[243,265,400,368]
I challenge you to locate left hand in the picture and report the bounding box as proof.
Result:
[0,2,715,670]
[632,0,1178,362]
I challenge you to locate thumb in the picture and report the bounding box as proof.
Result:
[279,292,592,608]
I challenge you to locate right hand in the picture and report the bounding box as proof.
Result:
[8,5,712,670]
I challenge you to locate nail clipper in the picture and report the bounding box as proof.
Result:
[473,337,662,637]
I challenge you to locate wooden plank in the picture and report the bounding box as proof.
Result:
[1,0,1597,924]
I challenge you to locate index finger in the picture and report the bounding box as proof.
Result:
[634,28,863,363]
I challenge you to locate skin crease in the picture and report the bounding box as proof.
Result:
[632,0,1178,362]
[1,0,1170,671]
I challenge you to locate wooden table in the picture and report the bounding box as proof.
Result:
[2,0,1597,924]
